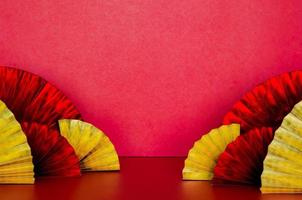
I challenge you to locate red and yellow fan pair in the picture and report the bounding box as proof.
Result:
[0,101,119,184]
[0,103,119,184]
[182,124,240,180]
[183,71,302,193]
[0,66,119,184]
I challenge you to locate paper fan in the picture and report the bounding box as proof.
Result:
[213,127,273,186]
[58,119,120,171]
[0,100,34,184]
[21,122,80,177]
[182,124,240,180]
[0,66,82,177]
[0,66,81,124]
[261,101,302,193]
[223,71,302,133]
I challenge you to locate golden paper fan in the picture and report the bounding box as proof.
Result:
[58,119,120,171]
[0,100,34,184]
[182,124,240,180]
[261,101,302,193]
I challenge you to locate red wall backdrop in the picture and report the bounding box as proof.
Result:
[1,0,302,156]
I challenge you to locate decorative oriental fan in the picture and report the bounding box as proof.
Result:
[0,66,82,177]
[0,100,34,184]
[182,124,240,180]
[213,127,273,186]
[21,122,80,177]
[261,101,302,193]
[59,119,120,171]
[223,71,302,133]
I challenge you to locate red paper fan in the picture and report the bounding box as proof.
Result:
[21,122,80,177]
[0,66,81,123]
[213,127,273,186]
[0,66,82,177]
[223,71,302,133]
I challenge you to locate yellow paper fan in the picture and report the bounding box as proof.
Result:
[261,101,302,193]
[182,124,240,180]
[0,100,34,184]
[59,119,120,171]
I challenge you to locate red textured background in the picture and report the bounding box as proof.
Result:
[1,0,302,156]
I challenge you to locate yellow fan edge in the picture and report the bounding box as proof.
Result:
[0,100,34,184]
[261,101,302,193]
[59,119,120,171]
[0,177,34,184]
[182,123,240,180]
[261,187,302,194]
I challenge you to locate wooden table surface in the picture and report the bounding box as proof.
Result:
[0,157,301,200]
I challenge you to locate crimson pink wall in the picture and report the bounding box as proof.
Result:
[1,0,302,156]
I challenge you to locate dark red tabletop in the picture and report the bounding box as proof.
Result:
[0,157,300,200]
